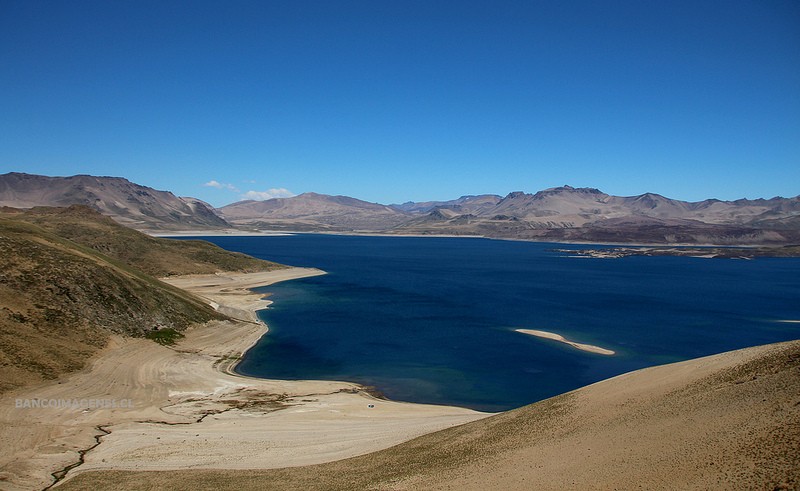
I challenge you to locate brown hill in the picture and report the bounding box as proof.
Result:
[481,186,800,227]
[390,194,502,215]
[220,192,410,231]
[5,205,286,277]
[0,172,229,230]
[59,340,800,490]
[487,186,618,227]
[0,219,217,393]
[0,206,285,394]
[391,187,800,245]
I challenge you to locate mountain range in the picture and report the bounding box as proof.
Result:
[387,186,800,244]
[2,172,799,245]
[213,184,800,245]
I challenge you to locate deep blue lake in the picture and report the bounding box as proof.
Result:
[190,234,800,412]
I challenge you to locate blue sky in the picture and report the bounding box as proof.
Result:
[1,0,798,207]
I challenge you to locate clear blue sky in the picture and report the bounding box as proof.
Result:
[1,0,798,207]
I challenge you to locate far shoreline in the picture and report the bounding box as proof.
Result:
[147,229,800,256]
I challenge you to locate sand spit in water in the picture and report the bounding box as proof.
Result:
[515,328,616,355]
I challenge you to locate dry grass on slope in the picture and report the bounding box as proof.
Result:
[58,340,800,491]
[0,217,225,394]
[2,205,287,277]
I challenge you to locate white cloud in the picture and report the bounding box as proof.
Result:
[203,180,239,191]
[241,188,295,201]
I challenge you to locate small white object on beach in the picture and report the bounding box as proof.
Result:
[515,329,616,356]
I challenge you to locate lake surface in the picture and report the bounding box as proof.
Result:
[191,234,800,411]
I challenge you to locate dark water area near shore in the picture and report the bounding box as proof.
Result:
[189,235,800,412]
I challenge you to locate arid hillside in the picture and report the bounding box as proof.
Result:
[220,192,411,231]
[3,205,286,277]
[392,187,800,245]
[3,173,798,245]
[220,185,800,245]
[0,207,285,393]
[0,172,229,231]
[60,340,800,490]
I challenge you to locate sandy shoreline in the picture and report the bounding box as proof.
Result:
[55,339,800,491]
[148,230,487,239]
[515,329,616,355]
[146,229,776,249]
[0,268,486,490]
[149,230,294,237]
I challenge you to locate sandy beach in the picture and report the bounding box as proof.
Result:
[0,268,486,490]
[57,337,800,490]
[515,328,616,355]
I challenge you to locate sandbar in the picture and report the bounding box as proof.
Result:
[515,329,616,355]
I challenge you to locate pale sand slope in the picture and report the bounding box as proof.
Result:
[515,328,616,355]
[0,268,485,491]
[60,339,800,490]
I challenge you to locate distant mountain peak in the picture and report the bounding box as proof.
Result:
[219,190,410,231]
[538,185,604,195]
[0,172,229,231]
[635,192,667,199]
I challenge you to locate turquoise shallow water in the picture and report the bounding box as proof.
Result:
[189,235,800,412]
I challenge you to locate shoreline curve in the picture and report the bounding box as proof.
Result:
[0,268,486,491]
